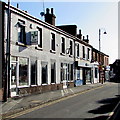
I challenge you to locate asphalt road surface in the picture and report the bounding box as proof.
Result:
[11,82,120,120]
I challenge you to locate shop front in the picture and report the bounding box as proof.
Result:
[61,63,74,88]
[10,56,29,97]
[74,61,93,86]
[83,67,92,85]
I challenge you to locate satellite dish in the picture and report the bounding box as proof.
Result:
[40,12,45,17]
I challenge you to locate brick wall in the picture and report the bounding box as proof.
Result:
[0,88,3,101]
[68,82,74,88]
[18,83,64,97]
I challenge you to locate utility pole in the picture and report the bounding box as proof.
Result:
[98,28,107,84]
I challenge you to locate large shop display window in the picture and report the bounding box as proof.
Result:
[19,57,29,86]
[41,62,48,84]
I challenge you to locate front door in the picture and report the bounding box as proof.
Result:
[10,62,18,97]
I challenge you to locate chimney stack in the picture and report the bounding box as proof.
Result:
[45,8,56,26]
[79,29,82,39]
[83,35,89,43]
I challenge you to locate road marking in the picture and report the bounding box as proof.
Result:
[64,88,68,94]
[69,89,74,93]
[3,85,104,120]
[61,90,64,96]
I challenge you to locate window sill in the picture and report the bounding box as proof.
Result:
[51,83,56,84]
[35,46,43,51]
[60,53,66,56]
[50,50,56,54]
[42,83,48,86]
[68,80,74,82]
[30,85,37,87]
[17,85,29,88]
[16,42,27,47]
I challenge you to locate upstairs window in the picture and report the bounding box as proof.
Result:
[77,44,79,57]
[18,20,26,44]
[70,41,73,55]
[82,46,85,59]
[38,27,42,48]
[95,52,97,61]
[61,37,65,54]
[87,48,90,60]
[51,33,55,51]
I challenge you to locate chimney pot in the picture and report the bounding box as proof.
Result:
[46,8,49,14]
[79,29,81,35]
[87,35,89,40]
[17,3,19,8]
[51,8,53,14]
[83,36,85,40]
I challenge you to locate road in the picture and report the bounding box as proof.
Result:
[10,82,119,120]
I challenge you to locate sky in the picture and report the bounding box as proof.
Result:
[3,0,118,64]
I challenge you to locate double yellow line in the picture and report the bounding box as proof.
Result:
[2,85,104,120]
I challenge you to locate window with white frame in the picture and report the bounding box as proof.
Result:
[60,63,73,81]
[18,20,26,44]
[51,60,56,83]
[70,40,73,55]
[51,33,55,51]
[70,64,73,80]
[19,57,29,86]
[95,68,98,78]
[31,59,37,85]
[82,46,85,59]
[41,62,48,84]
[37,27,42,48]
[61,63,63,81]
[87,48,90,60]
[77,44,79,57]
[61,37,65,54]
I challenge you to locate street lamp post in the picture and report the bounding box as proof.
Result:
[98,28,107,84]
[99,29,107,54]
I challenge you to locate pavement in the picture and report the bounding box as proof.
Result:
[0,82,119,120]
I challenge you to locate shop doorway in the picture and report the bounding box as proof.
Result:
[10,62,18,97]
[83,68,91,85]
